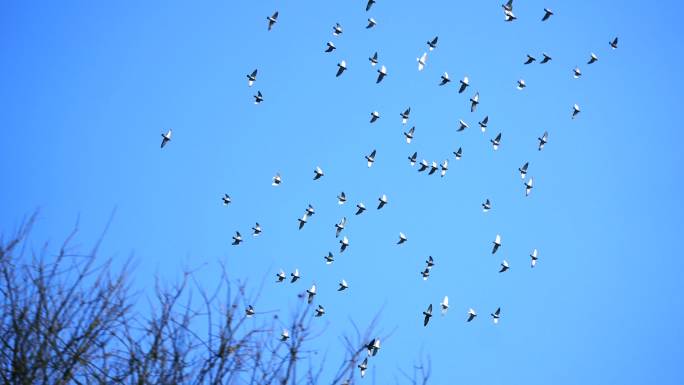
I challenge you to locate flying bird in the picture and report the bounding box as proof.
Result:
[369,51,378,66]
[245,305,255,317]
[573,67,582,79]
[470,92,480,112]
[355,203,366,215]
[423,304,433,326]
[482,199,492,212]
[428,161,438,175]
[306,204,315,216]
[340,236,349,252]
[280,329,290,341]
[440,160,448,177]
[517,79,526,90]
[479,116,489,132]
[458,119,469,132]
[418,160,429,172]
[315,305,325,317]
[454,147,463,160]
[502,0,513,12]
[518,162,529,179]
[459,76,470,93]
[251,223,262,237]
[542,8,554,21]
[325,41,336,52]
[276,269,286,282]
[313,166,324,180]
[587,53,598,64]
[525,177,534,196]
[427,36,439,51]
[290,269,301,283]
[370,111,380,123]
[467,308,477,322]
[272,173,282,186]
[324,252,335,264]
[499,260,510,273]
[397,232,407,244]
[440,296,449,315]
[306,284,317,304]
[222,194,231,206]
[421,268,430,281]
[365,149,377,167]
[160,129,172,148]
[524,54,536,64]
[254,91,264,104]
[366,0,376,11]
[358,358,368,378]
[491,307,501,324]
[377,194,388,209]
[538,131,548,151]
[366,338,380,356]
[336,60,347,77]
[338,191,347,205]
[439,72,451,86]
[247,69,257,86]
[504,9,517,21]
[335,217,347,238]
[492,234,502,254]
[298,214,308,230]
[376,65,387,83]
[540,53,552,63]
[490,132,502,150]
[572,104,581,119]
[610,37,619,49]
[408,152,418,166]
[400,107,411,124]
[232,231,242,245]
[417,52,427,71]
[333,23,343,36]
[338,279,349,291]
[425,256,435,269]
[267,11,279,31]
[366,18,376,29]
[530,249,539,267]
[404,126,415,143]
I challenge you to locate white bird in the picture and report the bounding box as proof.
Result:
[573,67,582,79]
[335,217,347,238]
[572,104,581,119]
[251,222,261,237]
[340,236,349,252]
[376,65,387,83]
[397,232,407,244]
[306,284,317,304]
[358,357,368,377]
[491,307,501,324]
[400,107,411,124]
[313,166,324,180]
[246,69,257,86]
[428,161,438,175]
[254,91,264,104]
[417,52,428,71]
[267,11,279,31]
[369,51,378,66]
[336,60,347,77]
[377,194,388,209]
[337,191,347,205]
[425,255,435,269]
[467,308,477,322]
[610,37,619,49]
[517,79,526,90]
[280,329,290,341]
[366,18,376,29]
[245,305,255,317]
[276,269,286,282]
[290,269,301,283]
[440,159,448,177]
[439,72,451,86]
[457,119,469,132]
[232,231,242,245]
[338,279,349,291]
[160,129,172,148]
[306,204,315,216]
[518,162,529,179]
[588,53,598,64]
[504,9,517,21]
[366,338,380,356]
[459,76,470,93]
[482,199,492,212]
[222,194,231,206]
[355,203,366,215]
[479,116,489,132]
[408,151,417,166]
[470,92,480,112]
[370,110,380,123]
[499,260,510,273]
[365,150,377,168]
[454,147,462,160]
[421,267,430,281]
[530,248,539,267]
[492,234,502,254]
[440,296,449,315]
[298,214,308,230]
[324,252,335,264]
[404,126,415,143]
[333,23,343,36]
[325,41,336,53]
[272,173,282,186]
[538,131,548,151]
[315,305,325,317]
[525,177,534,196]
[491,133,502,150]
[427,36,438,51]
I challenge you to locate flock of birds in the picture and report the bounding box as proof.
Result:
[159,0,618,380]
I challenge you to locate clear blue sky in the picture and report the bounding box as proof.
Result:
[1,1,683,383]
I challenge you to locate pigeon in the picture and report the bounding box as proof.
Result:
[400,107,411,124]
[459,76,470,93]
[254,91,264,104]
[492,234,502,254]
[267,11,279,31]
[336,61,347,77]
[467,308,477,322]
[377,194,388,209]
[232,231,242,245]
[427,36,439,51]
[355,203,366,215]
[417,52,427,71]
[519,162,529,179]
[404,126,415,143]
[504,9,517,21]
[440,296,449,315]
[470,92,480,112]
[338,279,349,291]
[335,217,347,238]
[369,51,378,66]
[247,69,258,86]
[428,161,438,175]
[306,284,317,304]
[524,54,536,64]
[376,65,387,83]
[425,256,435,269]
[491,307,501,324]
[490,133,502,150]
[573,67,582,79]
[408,151,418,166]
[276,269,286,282]
[454,147,463,160]
[315,305,325,317]
[324,252,335,264]
[482,199,492,212]
[245,305,255,317]
[502,0,513,12]
[439,72,451,86]
[440,160,448,177]
[423,304,433,326]
[313,166,324,180]
[499,260,510,273]
[610,37,619,49]
[517,79,526,90]
[280,329,290,341]
[160,129,172,148]
[325,41,336,52]
[458,119,469,132]
[290,269,301,283]
[340,236,349,252]
[272,173,282,186]
[572,104,581,119]
[542,8,553,21]
[333,23,343,36]
[366,338,380,356]
[397,232,407,244]
[338,191,347,205]
[251,222,262,237]
[370,111,380,123]
[479,116,489,132]
[525,178,534,196]
[530,248,539,267]
[358,358,368,378]
[366,18,376,29]
[222,194,231,205]
[540,53,552,63]
[366,0,376,11]
[588,53,598,64]
[306,204,315,216]
[538,131,548,151]
[365,150,377,168]
[421,268,430,281]
[298,214,308,230]
[418,160,429,172]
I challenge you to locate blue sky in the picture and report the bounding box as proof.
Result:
[1,1,683,383]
